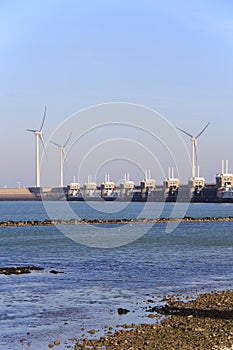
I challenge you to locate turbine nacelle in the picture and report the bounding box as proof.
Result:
[177,122,210,179]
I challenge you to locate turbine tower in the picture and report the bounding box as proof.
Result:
[50,133,72,187]
[177,122,209,179]
[27,106,47,188]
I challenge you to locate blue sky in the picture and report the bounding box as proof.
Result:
[0,0,233,187]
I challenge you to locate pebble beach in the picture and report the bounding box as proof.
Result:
[74,289,233,350]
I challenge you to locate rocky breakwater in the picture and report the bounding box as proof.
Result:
[75,290,233,350]
[0,216,233,228]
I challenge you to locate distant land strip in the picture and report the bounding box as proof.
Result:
[0,216,233,228]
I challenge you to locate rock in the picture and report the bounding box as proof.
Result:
[118,308,130,315]
[54,340,60,345]
[0,266,44,275]
[49,270,64,274]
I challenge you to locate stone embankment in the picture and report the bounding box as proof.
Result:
[0,216,233,228]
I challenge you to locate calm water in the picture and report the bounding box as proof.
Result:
[0,202,232,349]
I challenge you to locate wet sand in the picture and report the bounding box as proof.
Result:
[74,289,233,350]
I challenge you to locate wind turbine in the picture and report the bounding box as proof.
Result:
[50,133,72,187]
[27,106,47,188]
[177,122,210,179]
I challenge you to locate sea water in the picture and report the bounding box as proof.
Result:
[0,202,232,349]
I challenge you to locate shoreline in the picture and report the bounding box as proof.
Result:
[74,289,233,350]
[1,216,233,228]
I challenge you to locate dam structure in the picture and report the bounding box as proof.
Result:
[1,161,233,203]
[7,112,230,202]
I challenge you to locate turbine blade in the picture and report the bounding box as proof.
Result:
[177,127,193,138]
[50,141,62,148]
[39,106,47,131]
[39,134,48,161]
[63,132,72,148]
[27,129,37,133]
[195,122,210,138]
